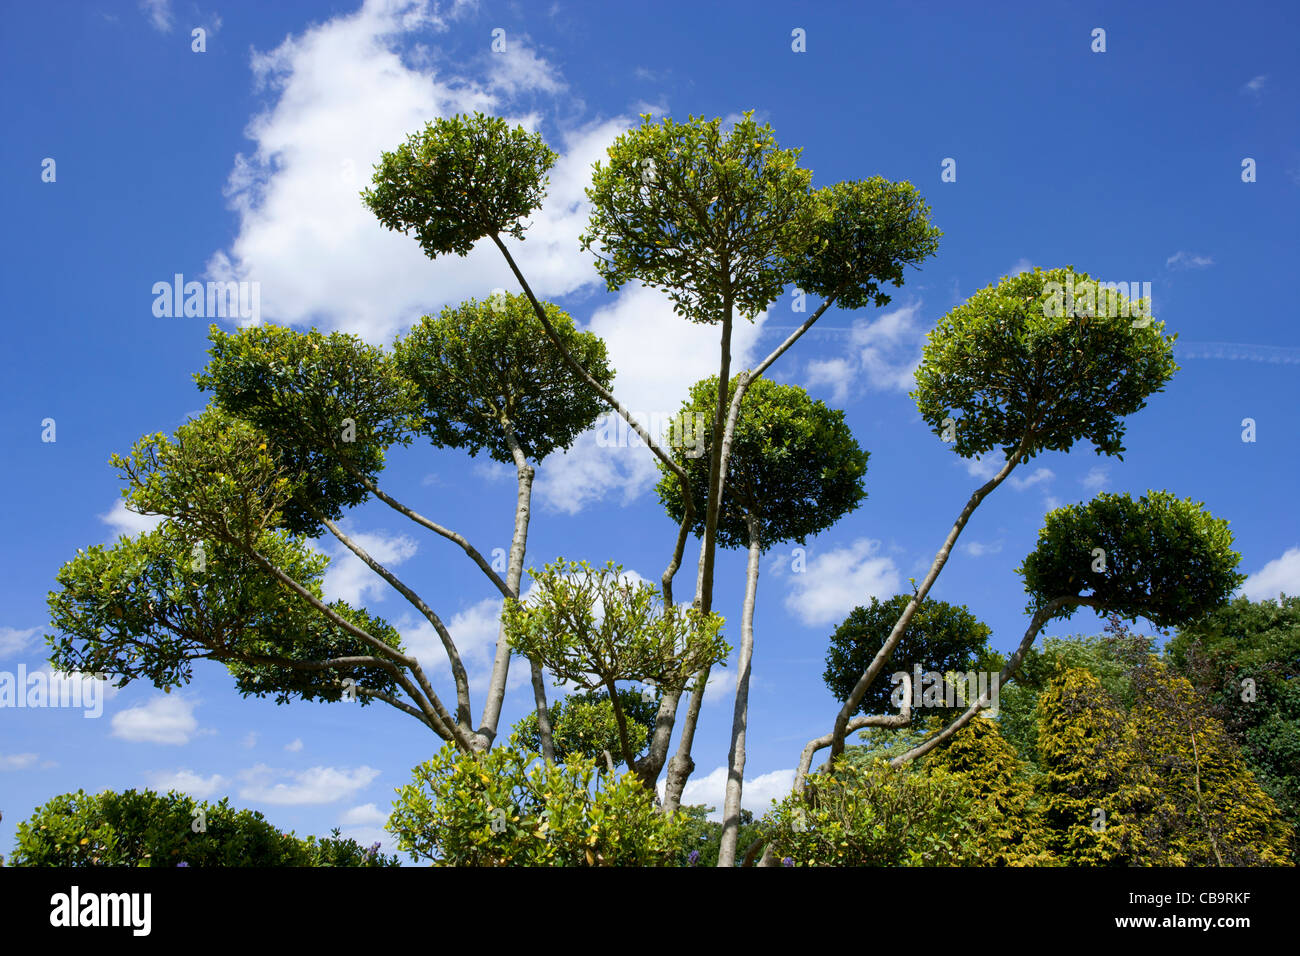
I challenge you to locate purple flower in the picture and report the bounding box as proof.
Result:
[688,850,700,865]
[177,861,190,868]
[782,857,794,867]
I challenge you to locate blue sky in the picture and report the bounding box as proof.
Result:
[1,0,1297,861]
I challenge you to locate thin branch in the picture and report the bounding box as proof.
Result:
[318,513,474,731]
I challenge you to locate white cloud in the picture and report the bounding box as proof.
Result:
[99,499,165,540]
[0,627,37,658]
[402,594,505,685]
[1241,74,1267,95]
[0,753,39,771]
[804,302,926,402]
[1009,467,1054,491]
[111,695,200,745]
[662,766,796,820]
[472,460,513,483]
[1007,258,1033,276]
[960,540,1002,558]
[139,0,172,33]
[784,539,900,627]
[285,738,304,752]
[1080,466,1109,492]
[963,458,1051,492]
[238,764,381,805]
[488,34,566,96]
[242,731,259,748]
[322,529,419,605]
[533,283,769,514]
[146,769,229,798]
[1242,547,1300,601]
[210,1,631,343]
[1166,251,1214,270]
[963,456,1002,481]
[340,802,388,826]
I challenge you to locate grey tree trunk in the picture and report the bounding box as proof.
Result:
[478,437,554,762]
[717,517,761,867]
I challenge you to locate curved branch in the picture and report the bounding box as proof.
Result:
[341,463,512,600]
[318,513,474,731]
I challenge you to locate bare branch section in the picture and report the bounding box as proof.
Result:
[239,545,471,749]
[318,513,474,733]
[342,463,512,600]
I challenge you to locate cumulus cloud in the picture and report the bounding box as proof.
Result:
[802,302,927,403]
[1242,547,1300,601]
[209,0,631,343]
[1009,467,1054,491]
[321,529,419,605]
[0,627,37,658]
[111,695,200,745]
[661,766,796,820]
[285,738,304,752]
[1080,467,1109,492]
[533,283,769,513]
[783,539,900,627]
[238,764,381,805]
[960,540,1002,558]
[99,499,165,540]
[340,802,389,827]
[1166,251,1214,270]
[0,753,40,771]
[146,769,230,798]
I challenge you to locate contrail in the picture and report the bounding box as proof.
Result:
[1174,341,1300,364]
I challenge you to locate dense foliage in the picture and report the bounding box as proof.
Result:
[11,788,397,867]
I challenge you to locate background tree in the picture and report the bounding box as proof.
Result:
[656,375,868,864]
[822,595,1000,719]
[512,689,657,773]
[1035,662,1292,865]
[1168,595,1300,858]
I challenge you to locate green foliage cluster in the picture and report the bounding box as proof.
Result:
[48,522,404,704]
[1019,491,1246,626]
[765,758,990,866]
[11,789,398,867]
[392,292,612,464]
[513,689,658,768]
[504,559,728,696]
[363,112,558,256]
[387,740,687,866]
[655,375,869,549]
[912,266,1177,462]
